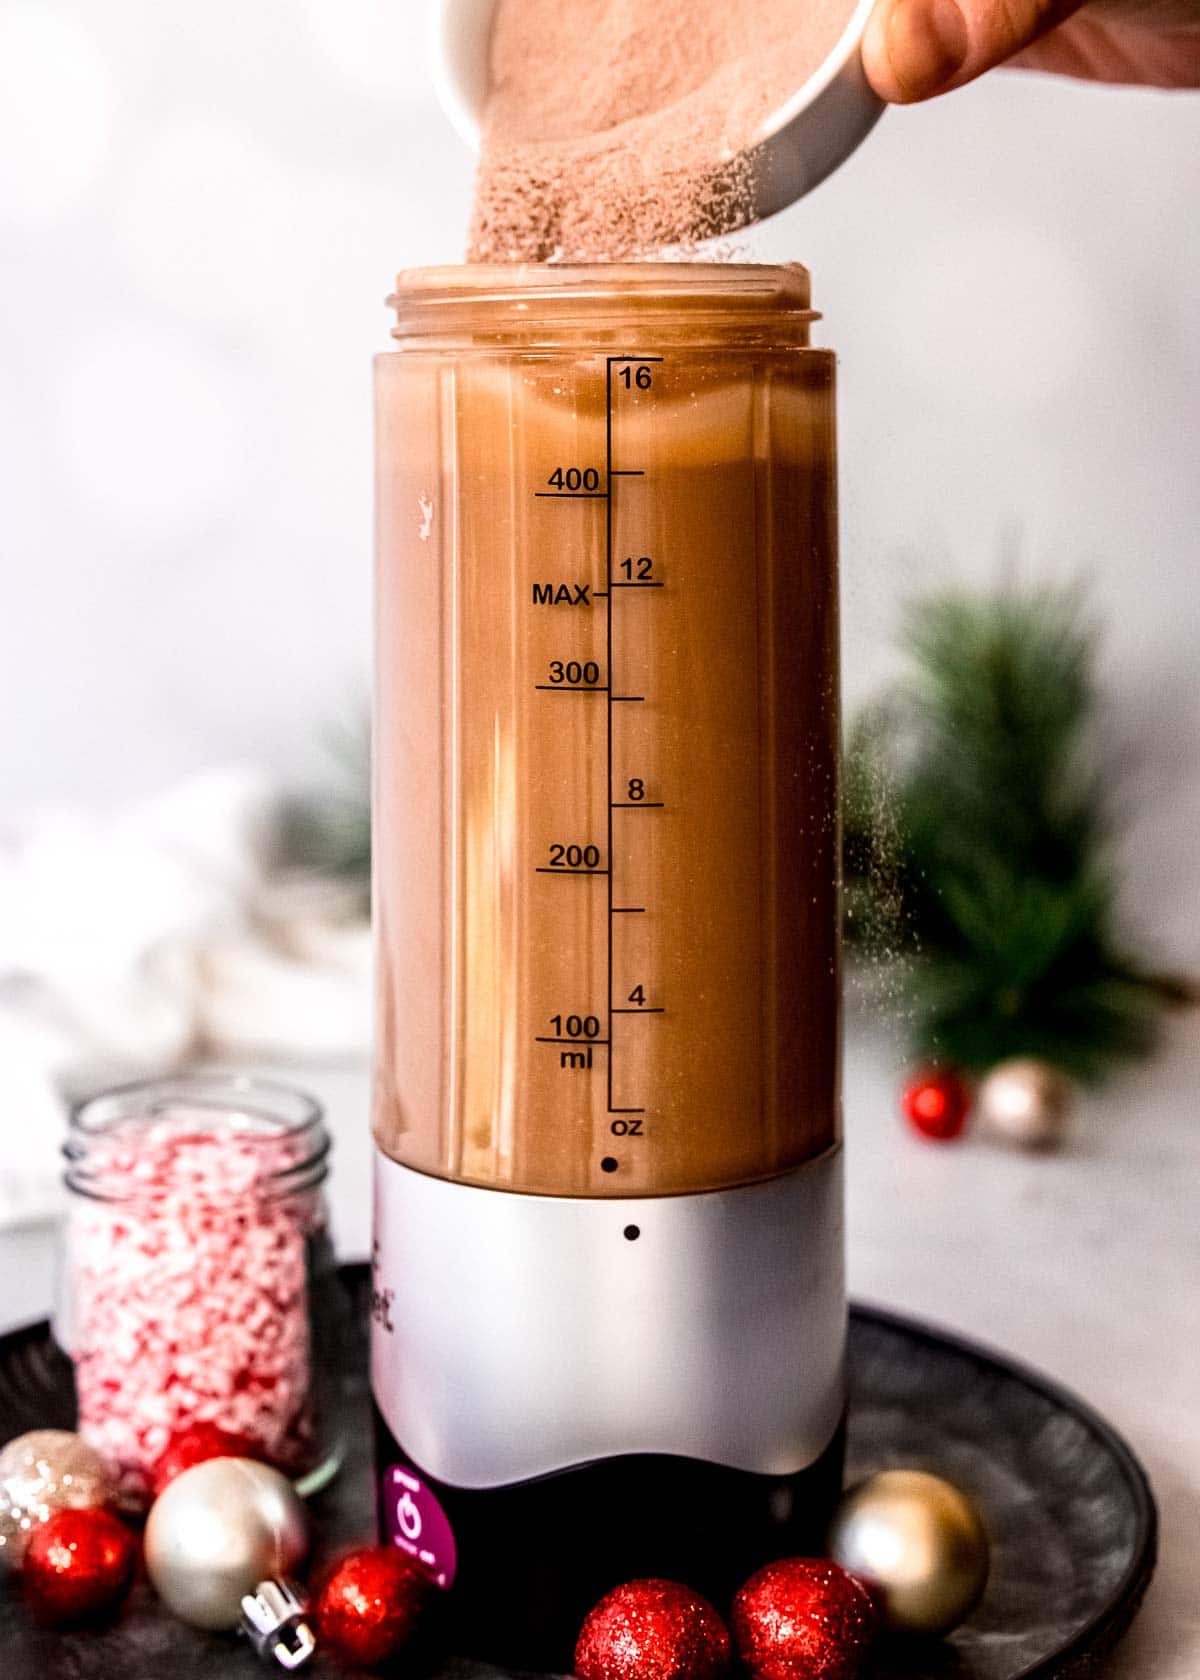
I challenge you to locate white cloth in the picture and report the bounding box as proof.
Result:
[0,769,370,1229]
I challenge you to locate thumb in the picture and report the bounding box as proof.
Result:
[862,0,1087,100]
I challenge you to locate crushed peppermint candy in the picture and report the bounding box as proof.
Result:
[67,1112,326,1500]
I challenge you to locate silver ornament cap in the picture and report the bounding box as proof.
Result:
[241,1578,316,1669]
[145,1458,308,1631]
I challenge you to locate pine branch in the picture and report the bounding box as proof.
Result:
[844,583,1178,1080]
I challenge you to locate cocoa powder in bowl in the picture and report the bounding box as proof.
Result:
[469,0,856,261]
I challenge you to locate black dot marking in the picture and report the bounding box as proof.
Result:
[623,1224,640,1241]
[601,1157,619,1173]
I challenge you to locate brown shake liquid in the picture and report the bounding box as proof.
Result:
[373,265,838,1197]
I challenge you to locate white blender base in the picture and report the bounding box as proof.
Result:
[372,1146,845,1489]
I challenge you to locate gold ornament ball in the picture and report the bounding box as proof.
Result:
[978,1058,1073,1150]
[145,1457,308,1630]
[828,1469,989,1636]
[0,1429,118,1569]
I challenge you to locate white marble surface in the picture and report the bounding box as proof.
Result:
[1,1021,1196,1676]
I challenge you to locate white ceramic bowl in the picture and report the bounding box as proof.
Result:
[430,0,884,228]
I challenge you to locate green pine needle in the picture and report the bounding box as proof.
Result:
[844,584,1170,1081]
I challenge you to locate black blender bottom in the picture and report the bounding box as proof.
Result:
[374,1403,845,1669]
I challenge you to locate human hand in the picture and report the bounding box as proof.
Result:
[862,0,1200,101]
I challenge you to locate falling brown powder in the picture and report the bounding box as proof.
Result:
[468,0,854,261]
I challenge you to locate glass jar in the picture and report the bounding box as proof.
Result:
[59,1075,339,1502]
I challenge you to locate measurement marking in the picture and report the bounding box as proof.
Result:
[605,359,615,1113]
[534,684,608,692]
[612,1006,665,1013]
[612,801,664,808]
[534,491,608,500]
[592,590,609,598]
[535,1036,610,1045]
[535,867,609,876]
[604,353,664,1117]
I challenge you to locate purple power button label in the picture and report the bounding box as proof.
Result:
[383,1465,458,1589]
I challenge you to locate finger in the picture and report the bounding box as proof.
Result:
[862,0,1087,100]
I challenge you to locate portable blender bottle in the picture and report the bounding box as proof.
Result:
[371,264,844,1663]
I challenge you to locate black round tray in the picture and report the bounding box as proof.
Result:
[0,1265,1155,1679]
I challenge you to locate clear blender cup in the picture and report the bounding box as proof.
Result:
[371,265,843,1664]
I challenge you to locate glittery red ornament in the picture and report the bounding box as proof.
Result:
[732,1559,877,1680]
[151,1422,261,1495]
[23,1507,137,1625]
[314,1545,431,1666]
[575,1578,732,1680]
[901,1067,971,1142]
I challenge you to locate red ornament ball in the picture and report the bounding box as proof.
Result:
[902,1067,972,1142]
[23,1507,137,1625]
[732,1559,877,1680]
[575,1578,732,1680]
[314,1545,432,1666]
[151,1422,260,1495]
